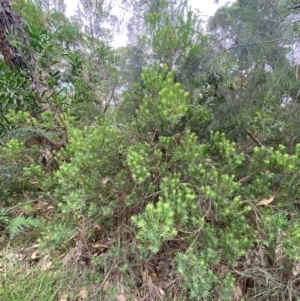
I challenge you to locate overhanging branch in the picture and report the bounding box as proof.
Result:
[289,4,300,10]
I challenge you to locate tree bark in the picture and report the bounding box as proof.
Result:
[0,0,48,110]
[0,0,33,70]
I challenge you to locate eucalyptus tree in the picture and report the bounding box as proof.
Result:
[206,0,300,147]
[57,0,123,121]
[74,0,118,45]
[122,0,204,70]
[30,0,66,13]
[118,0,209,92]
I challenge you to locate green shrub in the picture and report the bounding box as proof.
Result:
[3,65,300,300]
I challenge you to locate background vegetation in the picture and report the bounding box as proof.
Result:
[1,0,300,300]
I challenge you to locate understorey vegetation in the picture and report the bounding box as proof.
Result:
[0,0,300,300]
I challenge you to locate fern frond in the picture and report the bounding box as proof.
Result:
[8,216,41,239]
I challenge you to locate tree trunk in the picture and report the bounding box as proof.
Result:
[0,0,49,110]
[0,0,33,70]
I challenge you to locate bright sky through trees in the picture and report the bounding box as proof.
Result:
[64,0,231,47]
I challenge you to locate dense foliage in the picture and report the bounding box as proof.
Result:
[1,0,300,300]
